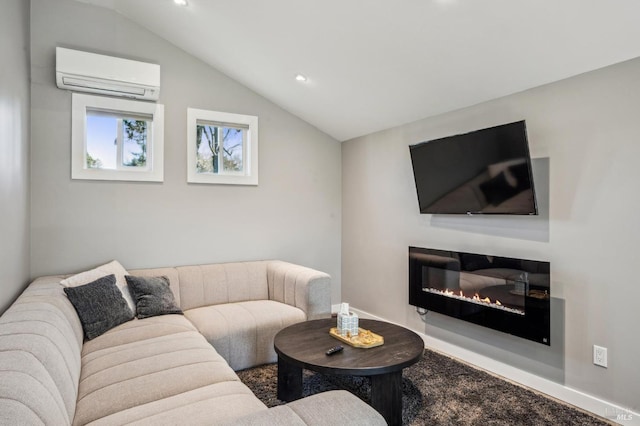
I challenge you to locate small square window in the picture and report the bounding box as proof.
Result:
[195,122,244,174]
[86,111,150,170]
[72,94,164,181]
[187,108,258,185]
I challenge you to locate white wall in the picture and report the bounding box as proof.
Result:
[342,57,640,412]
[0,0,31,313]
[29,0,342,303]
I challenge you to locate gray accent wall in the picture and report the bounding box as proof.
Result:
[29,0,342,303]
[0,0,31,313]
[342,57,640,411]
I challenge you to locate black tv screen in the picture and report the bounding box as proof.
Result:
[409,120,538,215]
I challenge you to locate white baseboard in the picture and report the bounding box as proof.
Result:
[349,307,639,425]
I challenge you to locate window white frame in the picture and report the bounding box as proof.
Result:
[71,93,164,181]
[187,108,258,185]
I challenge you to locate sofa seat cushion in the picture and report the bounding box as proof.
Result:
[87,381,266,425]
[221,390,387,426]
[185,300,306,370]
[73,314,244,425]
[81,314,197,353]
[282,390,386,426]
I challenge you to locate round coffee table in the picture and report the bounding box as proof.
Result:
[274,318,424,426]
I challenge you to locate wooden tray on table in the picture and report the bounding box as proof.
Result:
[329,327,384,348]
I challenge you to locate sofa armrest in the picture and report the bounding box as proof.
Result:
[222,390,387,426]
[267,261,331,320]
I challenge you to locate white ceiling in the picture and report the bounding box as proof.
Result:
[77,0,640,141]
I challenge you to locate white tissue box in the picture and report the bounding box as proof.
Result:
[337,312,359,337]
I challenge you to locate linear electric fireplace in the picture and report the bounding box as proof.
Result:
[409,246,550,345]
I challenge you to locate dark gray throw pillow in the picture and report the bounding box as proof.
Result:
[125,275,183,319]
[64,274,135,340]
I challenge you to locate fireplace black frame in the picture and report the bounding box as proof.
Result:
[409,246,550,345]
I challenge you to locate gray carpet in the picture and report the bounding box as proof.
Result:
[237,349,612,425]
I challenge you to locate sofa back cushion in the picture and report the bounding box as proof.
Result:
[128,262,270,313]
[176,261,269,311]
[0,276,84,425]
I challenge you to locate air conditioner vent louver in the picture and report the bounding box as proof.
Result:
[61,76,147,96]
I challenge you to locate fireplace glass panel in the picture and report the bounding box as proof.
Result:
[409,247,550,345]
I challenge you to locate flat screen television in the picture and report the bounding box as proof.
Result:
[409,120,538,215]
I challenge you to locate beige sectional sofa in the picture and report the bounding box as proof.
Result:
[0,260,386,425]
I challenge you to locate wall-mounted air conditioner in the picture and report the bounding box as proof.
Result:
[56,47,160,101]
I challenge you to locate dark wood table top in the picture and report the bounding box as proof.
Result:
[274,318,424,376]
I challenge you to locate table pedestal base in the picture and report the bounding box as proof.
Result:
[277,356,404,426]
[277,357,302,401]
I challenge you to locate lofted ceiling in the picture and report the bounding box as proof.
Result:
[76,0,640,141]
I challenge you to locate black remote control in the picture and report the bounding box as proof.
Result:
[325,345,344,356]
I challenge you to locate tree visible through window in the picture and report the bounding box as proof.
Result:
[85,112,149,170]
[195,123,244,174]
[123,119,148,167]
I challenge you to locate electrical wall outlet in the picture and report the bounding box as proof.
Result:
[593,345,608,368]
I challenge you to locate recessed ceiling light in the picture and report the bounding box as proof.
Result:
[174,0,188,6]
[295,74,308,82]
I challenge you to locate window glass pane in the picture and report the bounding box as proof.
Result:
[86,113,117,169]
[195,122,246,175]
[222,127,243,172]
[122,119,148,167]
[196,124,219,174]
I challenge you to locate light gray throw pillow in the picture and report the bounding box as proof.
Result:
[125,275,183,319]
[60,260,136,315]
[64,274,135,340]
